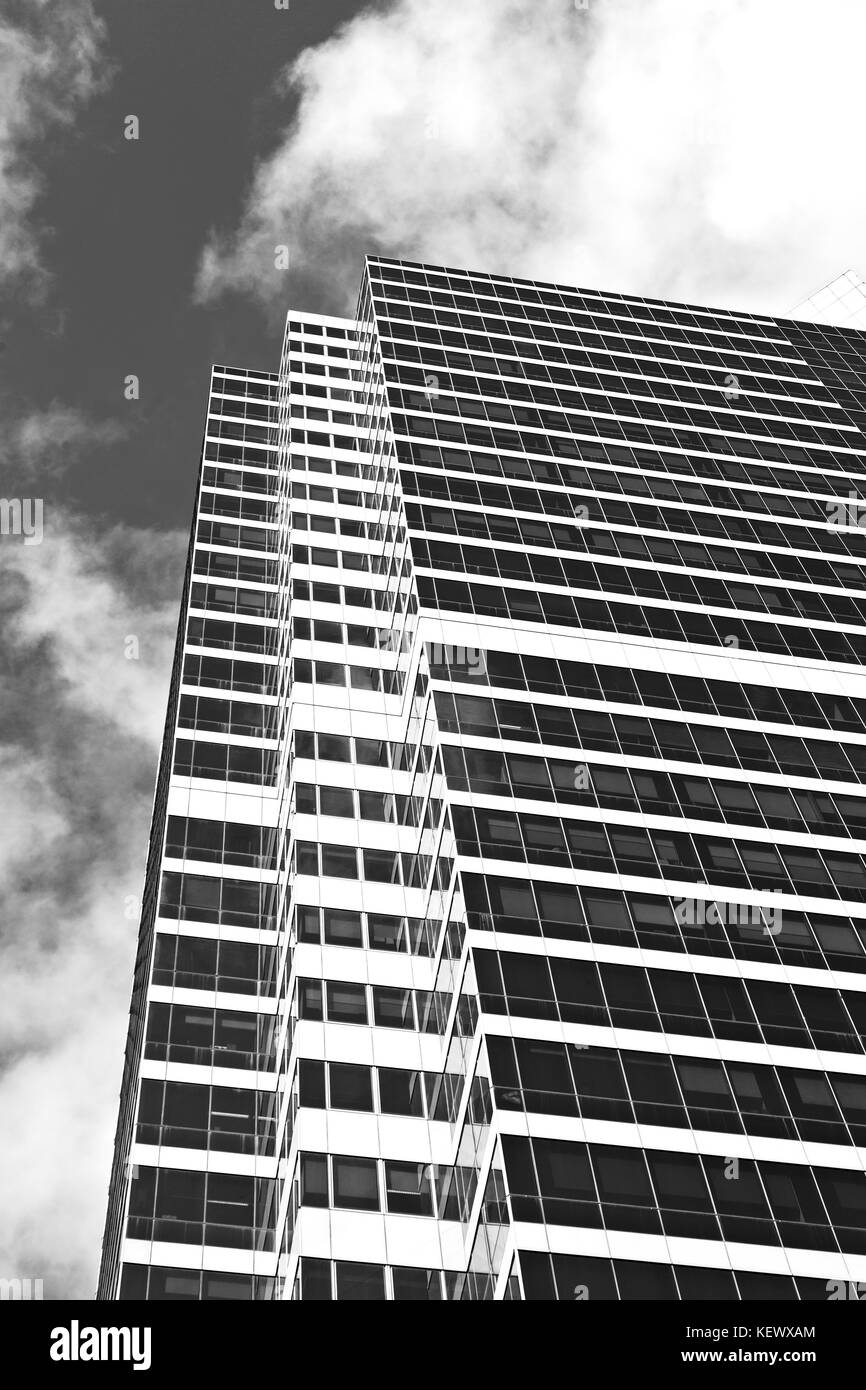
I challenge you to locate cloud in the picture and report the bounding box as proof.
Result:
[0,0,108,298]
[195,0,866,318]
[4,404,128,482]
[0,511,186,1298]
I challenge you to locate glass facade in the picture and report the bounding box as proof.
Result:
[99,257,866,1300]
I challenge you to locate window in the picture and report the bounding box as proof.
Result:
[300,1258,331,1300]
[392,1267,443,1300]
[368,914,404,951]
[515,1039,574,1106]
[590,1145,657,1228]
[156,1169,203,1225]
[298,1060,325,1108]
[320,786,354,817]
[332,1157,379,1211]
[296,906,321,942]
[206,1172,255,1239]
[490,879,537,922]
[385,1162,434,1216]
[321,845,357,879]
[326,982,368,1025]
[370,977,417,1026]
[160,1080,209,1138]
[148,1268,201,1301]
[621,1052,685,1125]
[323,909,363,947]
[318,734,351,761]
[334,1263,386,1300]
[296,843,318,875]
[298,980,323,1020]
[378,1068,424,1116]
[364,849,399,882]
[356,737,390,765]
[674,1058,738,1125]
[329,1063,373,1111]
[300,1154,328,1208]
[676,1266,737,1299]
[615,1259,679,1300]
[646,1152,717,1240]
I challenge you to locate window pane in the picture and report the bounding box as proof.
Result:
[300,1258,332,1301]
[329,1063,373,1111]
[321,845,357,879]
[335,1262,386,1300]
[385,1162,434,1215]
[378,1068,424,1116]
[300,1154,328,1207]
[333,1157,379,1211]
[373,987,415,1028]
[323,909,363,947]
[392,1267,442,1300]
[326,982,368,1024]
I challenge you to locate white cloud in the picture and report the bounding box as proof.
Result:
[0,0,107,296]
[0,511,185,1298]
[196,0,866,317]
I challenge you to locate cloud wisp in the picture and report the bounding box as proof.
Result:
[196,0,866,318]
[3,404,128,484]
[0,0,108,300]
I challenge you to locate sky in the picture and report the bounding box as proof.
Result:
[1,0,866,1301]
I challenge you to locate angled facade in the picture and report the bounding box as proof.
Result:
[100,257,866,1300]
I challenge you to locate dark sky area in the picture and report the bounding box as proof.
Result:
[8,0,368,530]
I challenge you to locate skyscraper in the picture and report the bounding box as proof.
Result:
[99,256,866,1301]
